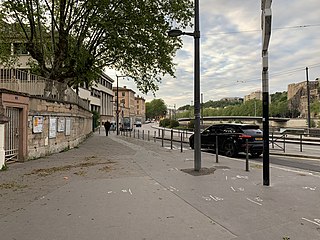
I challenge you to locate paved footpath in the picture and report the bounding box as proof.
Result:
[0,131,320,239]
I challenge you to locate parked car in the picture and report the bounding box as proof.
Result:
[134,121,142,127]
[189,123,263,158]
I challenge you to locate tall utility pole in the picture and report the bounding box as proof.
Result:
[201,93,204,125]
[116,75,127,135]
[167,0,201,171]
[193,0,201,171]
[306,67,311,130]
[261,0,272,186]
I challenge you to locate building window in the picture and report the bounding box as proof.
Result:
[13,43,28,55]
[122,92,125,97]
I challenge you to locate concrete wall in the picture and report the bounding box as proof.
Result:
[27,98,92,159]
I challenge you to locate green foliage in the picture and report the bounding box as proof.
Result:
[92,111,100,129]
[146,99,167,120]
[159,118,171,127]
[187,120,194,129]
[1,163,8,171]
[176,92,293,119]
[169,119,179,128]
[0,0,193,94]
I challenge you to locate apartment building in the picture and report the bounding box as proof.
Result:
[77,73,114,122]
[112,86,146,124]
[135,95,146,123]
[0,42,115,122]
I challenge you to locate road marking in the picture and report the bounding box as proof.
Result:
[302,217,320,226]
[128,189,133,195]
[231,187,236,192]
[246,197,262,206]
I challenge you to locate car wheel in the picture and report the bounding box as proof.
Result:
[224,142,237,157]
[189,140,194,149]
[251,152,262,158]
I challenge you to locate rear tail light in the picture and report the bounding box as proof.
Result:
[239,134,251,139]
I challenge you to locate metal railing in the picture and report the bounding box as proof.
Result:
[0,68,90,110]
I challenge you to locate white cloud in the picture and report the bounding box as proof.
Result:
[106,0,320,108]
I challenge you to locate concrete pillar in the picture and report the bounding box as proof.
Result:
[0,104,9,168]
[0,124,5,168]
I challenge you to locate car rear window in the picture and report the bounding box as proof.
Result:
[240,125,260,130]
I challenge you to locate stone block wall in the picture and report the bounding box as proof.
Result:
[27,97,92,159]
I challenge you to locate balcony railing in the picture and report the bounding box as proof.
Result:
[0,68,90,110]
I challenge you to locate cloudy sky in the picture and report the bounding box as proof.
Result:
[107,0,320,108]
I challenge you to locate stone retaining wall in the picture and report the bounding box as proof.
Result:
[27,97,92,159]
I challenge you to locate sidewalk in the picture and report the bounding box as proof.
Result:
[1,131,319,239]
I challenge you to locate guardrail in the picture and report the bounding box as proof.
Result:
[122,126,320,155]
[0,68,90,110]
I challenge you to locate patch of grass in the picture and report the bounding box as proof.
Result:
[1,163,8,171]
[250,164,263,169]
[60,146,70,153]
[85,155,97,161]
[73,170,87,176]
[99,165,112,172]
[26,161,115,177]
[0,182,28,190]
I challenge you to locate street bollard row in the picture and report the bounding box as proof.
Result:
[118,128,250,171]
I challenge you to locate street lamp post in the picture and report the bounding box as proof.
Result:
[261,0,272,186]
[168,0,201,171]
[116,75,127,135]
[306,67,311,130]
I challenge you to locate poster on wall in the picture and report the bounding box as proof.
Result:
[49,117,57,138]
[57,117,65,132]
[32,116,44,133]
[65,118,71,136]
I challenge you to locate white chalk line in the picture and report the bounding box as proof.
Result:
[302,217,320,227]
[246,197,262,206]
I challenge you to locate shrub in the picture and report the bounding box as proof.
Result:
[187,120,194,129]
[169,119,179,128]
[159,118,170,127]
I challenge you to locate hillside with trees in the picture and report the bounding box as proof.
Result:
[176,91,293,118]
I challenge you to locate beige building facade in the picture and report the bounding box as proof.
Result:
[244,90,262,102]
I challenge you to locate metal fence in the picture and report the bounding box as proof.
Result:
[0,68,89,110]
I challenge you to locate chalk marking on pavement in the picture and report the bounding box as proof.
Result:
[230,187,236,192]
[236,175,248,179]
[226,176,228,181]
[303,186,316,191]
[210,195,224,201]
[128,189,133,195]
[169,186,179,192]
[185,158,193,161]
[246,198,262,206]
[202,196,211,201]
[254,196,263,202]
[238,187,244,191]
[302,217,320,227]
[107,191,113,194]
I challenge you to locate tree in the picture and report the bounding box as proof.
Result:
[0,0,193,93]
[146,99,167,120]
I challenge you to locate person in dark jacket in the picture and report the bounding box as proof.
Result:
[104,120,111,136]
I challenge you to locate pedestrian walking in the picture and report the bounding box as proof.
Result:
[104,120,111,136]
